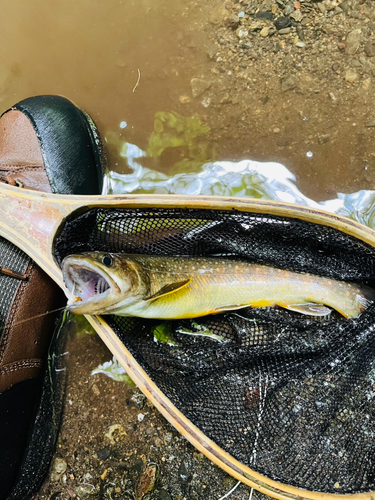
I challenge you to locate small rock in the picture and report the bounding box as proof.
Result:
[137,413,145,422]
[275,16,291,30]
[365,118,375,127]
[248,22,262,31]
[50,458,67,482]
[236,27,249,38]
[279,27,291,35]
[255,11,274,20]
[291,10,302,22]
[201,96,211,108]
[296,25,304,40]
[273,127,281,133]
[97,447,111,461]
[178,460,191,483]
[284,4,294,15]
[338,42,345,50]
[345,69,358,82]
[224,13,240,29]
[179,95,190,104]
[317,3,327,13]
[364,41,375,57]
[135,464,157,500]
[75,485,96,499]
[363,77,371,90]
[332,62,342,72]
[260,27,270,37]
[190,78,211,98]
[105,424,127,444]
[159,490,172,500]
[345,29,362,55]
[296,41,305,48]
[281,75,297,91]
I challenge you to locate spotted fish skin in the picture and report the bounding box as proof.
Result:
[62,253,372,319]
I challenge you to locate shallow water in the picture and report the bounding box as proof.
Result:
[1,0,374,203]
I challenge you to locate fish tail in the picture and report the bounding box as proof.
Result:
[356,284,375,312]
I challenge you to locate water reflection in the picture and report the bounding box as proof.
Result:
[103,140,375,231]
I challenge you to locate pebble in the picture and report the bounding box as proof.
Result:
[236,27,249,38]
[179,95,190,104]
[256,11,274,20]
[75,485,96,499]
[363,77,371,90]
[97,446,111,461]
[345,29,361,55]
[291,10,302,22]
[279,27,291,34]
[159,490,172,500]
[364,41,375,57]
[345,69,358,82]
[260,27,270,37]
[275,16,291,30]
[281,75,297,91]
[190,78,211,98]
[50,458,67,482]
[135,464,157,500]
[296,41,305,48]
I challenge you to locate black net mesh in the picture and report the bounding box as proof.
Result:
[55,207,375,494]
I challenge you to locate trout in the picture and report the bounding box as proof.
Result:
[62,252,373,319]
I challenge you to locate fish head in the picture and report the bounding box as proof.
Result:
[62,252,147,315]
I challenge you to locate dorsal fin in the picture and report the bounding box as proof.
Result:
[145,279,192,302]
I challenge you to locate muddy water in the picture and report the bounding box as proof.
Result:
[0,0,208,155]
[1,0,373,203]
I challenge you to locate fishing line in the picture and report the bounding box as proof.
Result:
[0,305,68,334]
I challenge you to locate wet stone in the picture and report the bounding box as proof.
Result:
[364,41,375,57]
[190,78,211,98]
[275,16,291,30]
[135,464,157,500]
[256,11,274,20]
[281,75,297,91]
[224,13,240,29]
[134,458,144,472]
[260,27,270,37]
[345,29,362,55]
[159,490,172,500]
[178,460,191,483]
[97,446,111,461]
[345,69,358,81]
[75,485,97,499]
[278,27,291,34]
[50,458,67,482]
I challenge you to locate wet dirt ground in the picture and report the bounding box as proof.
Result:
[4,0,372,497]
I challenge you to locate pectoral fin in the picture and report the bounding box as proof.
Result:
[145,279,192,302]
[280,303,332,316]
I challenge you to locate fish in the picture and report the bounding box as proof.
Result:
[61,252,374,319]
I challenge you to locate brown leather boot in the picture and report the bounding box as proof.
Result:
[0,95,105,500]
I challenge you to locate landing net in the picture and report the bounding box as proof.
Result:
[55,207,375,494]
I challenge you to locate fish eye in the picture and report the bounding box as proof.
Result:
[102,254,113,267]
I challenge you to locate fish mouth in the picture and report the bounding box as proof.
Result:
[62,258,117,312]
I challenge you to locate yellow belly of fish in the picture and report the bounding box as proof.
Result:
[116,268,363,319]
